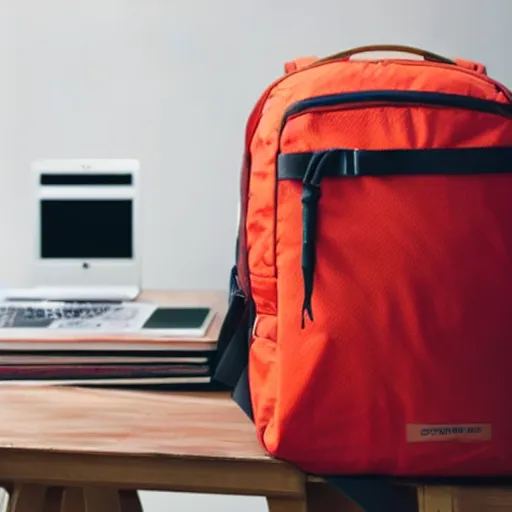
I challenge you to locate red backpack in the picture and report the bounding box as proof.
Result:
[215,45,512,481]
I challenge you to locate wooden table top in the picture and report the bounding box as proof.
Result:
[0,386,263,461]
[0,386,304,497]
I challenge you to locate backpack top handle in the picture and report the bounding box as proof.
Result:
[317,44,456,65]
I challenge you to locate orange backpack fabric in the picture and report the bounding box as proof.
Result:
[215,45,512,478]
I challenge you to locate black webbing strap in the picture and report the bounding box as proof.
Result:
[278,146,512,180]
[212,265,254,420]
[232,365,253,419]
[326,477,418,511]
[213,296,247,386]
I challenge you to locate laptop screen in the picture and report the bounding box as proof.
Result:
[40,199,133,259]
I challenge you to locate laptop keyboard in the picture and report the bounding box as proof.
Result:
[1,304,112,318]
[0,304,115,328]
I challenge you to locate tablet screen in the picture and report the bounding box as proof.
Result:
[141,307,211,330]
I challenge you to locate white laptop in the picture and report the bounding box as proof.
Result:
[6,159,141,302]
[1,159,216,339]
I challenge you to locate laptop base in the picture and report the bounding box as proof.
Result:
[2,286,140,302]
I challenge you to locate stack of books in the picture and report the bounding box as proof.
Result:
[0,295,222,389]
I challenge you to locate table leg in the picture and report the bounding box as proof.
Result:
[267,479,364,512]
[418,486,453,512]
[83,488,122,512]
[61,488,85,512]
[61,488,141,512]
[4,485,142,512]
[266,496,307,512]
[305,480,361,511]
[7,484,46,512]
[119,491,143,512]
[418,485,512,512]
[43,488,64,512]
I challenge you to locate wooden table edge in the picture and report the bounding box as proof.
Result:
[0,448,306,498]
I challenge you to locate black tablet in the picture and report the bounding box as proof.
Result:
[141,307,214,337]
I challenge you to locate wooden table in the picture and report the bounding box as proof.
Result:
[1,387,512,512]
[0,386,363,512]
[0,290,510,511]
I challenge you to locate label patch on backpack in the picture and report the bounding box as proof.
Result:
[407,424,492,443]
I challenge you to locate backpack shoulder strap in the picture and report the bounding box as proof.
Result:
[284,56,319,74]
[454,57,487,74]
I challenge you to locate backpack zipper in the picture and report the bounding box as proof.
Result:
[277,90,512,327]
[282,90,512,128]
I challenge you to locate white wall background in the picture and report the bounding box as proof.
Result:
[0,0,510,510]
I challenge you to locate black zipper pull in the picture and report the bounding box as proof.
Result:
[300,151,334,328]
[301,183,320,327]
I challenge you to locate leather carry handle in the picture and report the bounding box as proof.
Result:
[317,44,456,65]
